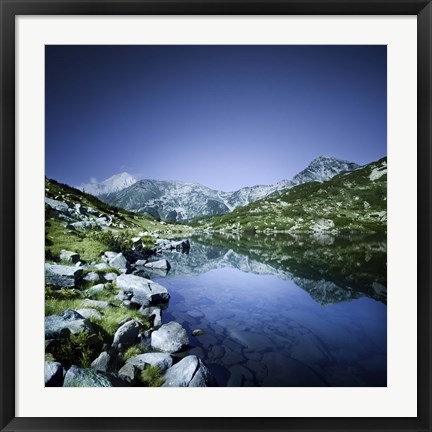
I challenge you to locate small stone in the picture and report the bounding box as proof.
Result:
[126,353,173,372]
[91,352,117,373]
[83,272,100,283]
[75,308,102,320]
[144,259,171,271]
[82,299,110,309]
[103,272,117,282]
[60,250,80,264]
[192,329,205,336]
[139,306,162,328]
[109,253,128,270]
[118,363,137,383]
[85,283,105,297]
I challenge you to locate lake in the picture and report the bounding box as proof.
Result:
[149,232,387,387]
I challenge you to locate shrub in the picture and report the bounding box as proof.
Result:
[139,365,164,387]
[47,330,102,368]
[122,344,149,361]
[89,307,151,339]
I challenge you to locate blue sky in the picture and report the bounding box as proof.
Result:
[46,45,386,191]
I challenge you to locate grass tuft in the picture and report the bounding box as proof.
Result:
[139,365,164,387]
[122,344,149,361]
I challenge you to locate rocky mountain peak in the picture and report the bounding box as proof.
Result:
[77,172,137,196]
[292,156,360,185]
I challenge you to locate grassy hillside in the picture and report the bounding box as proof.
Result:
[45,178,192,262]
[193,157,387,234]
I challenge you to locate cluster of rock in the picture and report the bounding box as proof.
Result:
[155,238,191,252]
[46,352,212,388]
[45,195,122,231]
[45,245,215,387]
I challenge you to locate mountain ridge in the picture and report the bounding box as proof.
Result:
[97,156,362,221]
[196,157,387,234]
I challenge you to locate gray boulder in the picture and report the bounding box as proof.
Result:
[74,203,87,215]
[109,253,128,271]
[116,274,170,307]
[103,272,118,282]
[69,221,99,231]
[118,363,137,383]
[85,283,105,297]
[96,217,110,226]
[45,310,95,340]
[83,272,100,283]
[144,259,171,271]
[156,239,190,251]
[135,259,147,266]
[45,264,83,288]
[139,306,162,328]
[75,308,102,320]
[59,250,80,264]
[82,299,110,309]
[45,197,69,212]
[45,361,64,387]
[63,366,113,387]
[104,251,118,262]
[151,322,189,353]
[162,355,213,387]
[94,263,111,271]
[171,239,190,250]
[126,352,173,372]
[113,320,140,346]
[91,352,117,373]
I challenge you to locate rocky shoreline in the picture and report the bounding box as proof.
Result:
[45,239,216,387]
[44,185,215,387]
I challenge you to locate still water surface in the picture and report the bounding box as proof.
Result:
[150,233,386,387]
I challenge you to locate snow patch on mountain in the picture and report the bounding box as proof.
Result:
[77,172,137,196]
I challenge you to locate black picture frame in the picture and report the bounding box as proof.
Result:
[1,1,431,431]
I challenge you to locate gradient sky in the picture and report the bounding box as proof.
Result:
[46,45,386,192]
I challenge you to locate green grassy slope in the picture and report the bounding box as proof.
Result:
[193,157,387,234]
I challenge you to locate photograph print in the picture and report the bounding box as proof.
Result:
[44,45,387,388]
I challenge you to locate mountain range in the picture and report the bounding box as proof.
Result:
[87,156,360,222]
[201,157,387,233]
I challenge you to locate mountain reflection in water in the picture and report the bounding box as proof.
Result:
[149,233,386,387]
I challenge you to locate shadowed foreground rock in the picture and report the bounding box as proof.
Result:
[45,309,96,341]
[45,361,64,386]
[126,353,173,372]
[63,366,113,387]
[162,355,214,387]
